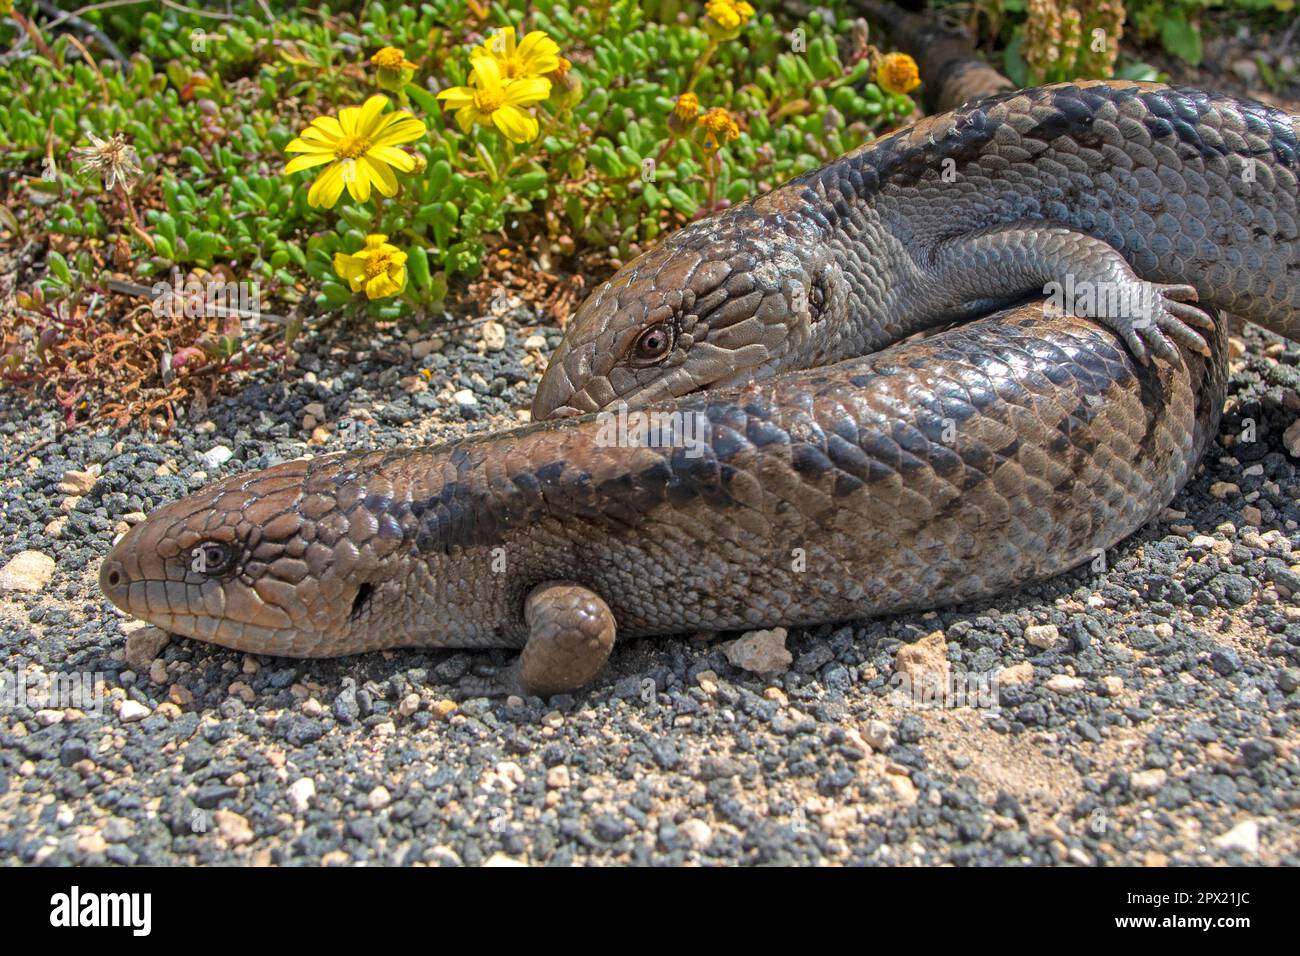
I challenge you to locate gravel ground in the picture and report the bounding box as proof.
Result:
[1,300,1298,867]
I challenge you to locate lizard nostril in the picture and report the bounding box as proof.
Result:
[100,560,127,598]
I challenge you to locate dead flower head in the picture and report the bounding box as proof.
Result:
[72,132,143,192]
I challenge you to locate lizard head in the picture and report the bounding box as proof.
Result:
[98,454,410,658]
[532,209,844,419]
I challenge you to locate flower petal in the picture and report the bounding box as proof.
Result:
[365,271,399,299]
[503,76,551,107]
[297,125,338,144]
[519,31,559,57]
[483,26,516,60]
[356,94,390,136]
[338,105,361,137]
[436,85,474,105]
[307,163,345,208]
[492,104,539,143]
[308,116,345,139]
[370,116,427,147]
[333,253,365,290]
[290,139,332,156]
[367,145,416,172]
[362,156,399,197]
[517,32,560,74]
[341,158,371,203]
[284,152,336,174]
[470,55,503,90]
[286,141,337,155]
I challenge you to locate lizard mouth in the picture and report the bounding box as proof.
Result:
[536,343,777,420]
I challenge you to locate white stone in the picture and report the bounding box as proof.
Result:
[1024,624,1061,649]
[288,778,316,812]
[58,468,98,495]
[200,445,233,470]
[124,626,170,670]
[118,700,150,723]
[1213,819,1259,856]
[1130,768,1167,795]
[723,627,792,674]
[1046,675,1084,694]
[999,662,1034,686]
[863,719,893,750]
[0,551,55,593]
[679,818,713,849]
[482,321,507,351]
[1283,419,1300,458]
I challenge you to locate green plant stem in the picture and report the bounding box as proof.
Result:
[686,39,718,93]
[705,149,719,212]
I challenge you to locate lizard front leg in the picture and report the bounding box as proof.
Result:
[919,221,1216,363]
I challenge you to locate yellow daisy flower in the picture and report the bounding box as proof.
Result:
[370,46,416,71]
[668,92,700,137]
[674,92,700,124]
[333,234,408,300]
[371,47,417,93]
[877,52,921,96]
[703,0,755,39]
[698,107,740,151]
[284,95,427,208]
[436,56,550,143]
[477,25,561,80]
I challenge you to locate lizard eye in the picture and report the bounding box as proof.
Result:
[190,541,234,576]
[631,323,674,364]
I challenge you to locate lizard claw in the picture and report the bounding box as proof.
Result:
[1113,282,1215,364]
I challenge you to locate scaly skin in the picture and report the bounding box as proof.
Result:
[99,80,1293,694]
[531,81,1299,420]
[100,306,1226,694]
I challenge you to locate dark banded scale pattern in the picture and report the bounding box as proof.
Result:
[533,82,1300,420]
[99,305,1226,658]
[99,81,1294,684]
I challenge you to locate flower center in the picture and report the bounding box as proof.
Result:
[472,87,506,113]
[365,253,393,279]
[335,134,371,160]
[674,93,699,123]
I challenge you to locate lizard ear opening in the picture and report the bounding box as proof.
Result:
[802,266,835,327]
[350,582,374,622]
[809,276,826,324]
